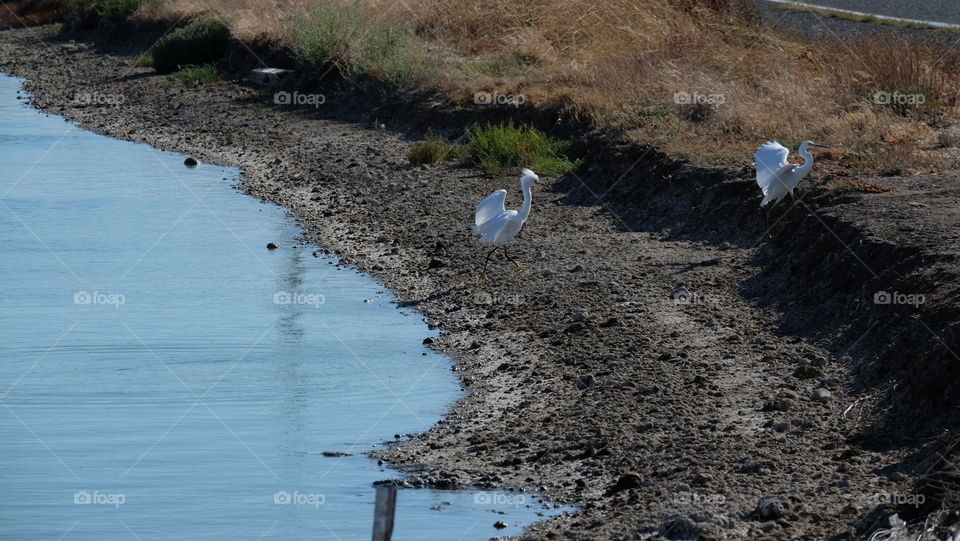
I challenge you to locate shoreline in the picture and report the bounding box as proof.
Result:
[2,24,959,540]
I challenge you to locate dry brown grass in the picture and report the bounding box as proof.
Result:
[128,0,960,174]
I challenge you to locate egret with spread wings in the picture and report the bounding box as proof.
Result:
[755,140,827,208]
[473,168,540,278]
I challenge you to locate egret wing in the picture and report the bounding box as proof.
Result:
[754,141,793,197]
[475,209,518,244]
[475,189,507,227]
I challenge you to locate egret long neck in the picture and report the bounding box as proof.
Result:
[798,146,815,176]
[518,184,533,222]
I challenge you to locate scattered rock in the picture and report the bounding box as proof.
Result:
[606,472,643,494]
[658,515,703,539]
[794,364,821,379]
[762,398,794,412]
[564,322,586,334]
[266,242,280,250]
[753,495,791,521]
[422,337,434,345]
[493,521,509,530]
[670,283,689,301]
[571,308,589,322]
[811,388,833,403]
[575,374,595,390]
[321,451,352,457]
[183,156,198,166]
[428,258,445,269]
[599,317,621,328]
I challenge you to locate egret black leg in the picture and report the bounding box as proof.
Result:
[503,246,524,269]
[480,247,498,278]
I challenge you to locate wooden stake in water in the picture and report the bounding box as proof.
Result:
[372,485,397,541]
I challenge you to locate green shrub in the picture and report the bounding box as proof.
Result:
[152,17,230,74]
[63,0,155,27]
[293,3,430,86]
[171,64,220,84]
[466,121,580,175]
[408,134,468,165]
[96,0,142,20]
[133,53,153,67]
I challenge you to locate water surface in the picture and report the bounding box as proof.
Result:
[0,74,566,540]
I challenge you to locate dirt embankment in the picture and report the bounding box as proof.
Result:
[1,24,959,540]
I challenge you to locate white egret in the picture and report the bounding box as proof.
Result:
[754,140,828,207]
[473,168,540,277]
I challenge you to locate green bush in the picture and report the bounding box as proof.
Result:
[152,17,230,74]
[63,0,155,27]
[96,0,142,20]
[408,134,468,165]
[466,121,580,175]
[293,3,430,86]
[133,53,153,67]
[171,64,220,84]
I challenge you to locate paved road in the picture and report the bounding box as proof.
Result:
[763,0,960,25]
[757,0,960,43]
[804,0,960,25]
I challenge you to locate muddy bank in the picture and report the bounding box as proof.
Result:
[1,25,958,540]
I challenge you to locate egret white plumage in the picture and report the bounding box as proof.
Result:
[473,168,540,277]
[754,140,828,207]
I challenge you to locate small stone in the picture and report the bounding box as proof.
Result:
[493,521,508,530]
[422,337,434,345]
[599,317,621,328]
[564,322,586,334]
[607,472,643,494]
[658,515,702,538]
[571,308,589,322]
[671,283,689,302]
[184,157,198,167]
[575,374,595,390]
[812,388,833,403]
[754,495,791,521]
[793,365,821,379]
[428,258,444,269]
[762,398,793,412]
[266,242,280,250]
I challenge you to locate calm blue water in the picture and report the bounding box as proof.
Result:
[0,74,566,540]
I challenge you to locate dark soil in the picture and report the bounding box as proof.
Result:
[2,23,959,540]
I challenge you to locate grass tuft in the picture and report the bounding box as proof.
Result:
[171,64,220,84]
[132,53,153,67]
[152,16,230,74]
[466,121,580,176]
[293,3,431,87]
[408,134,468,165]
